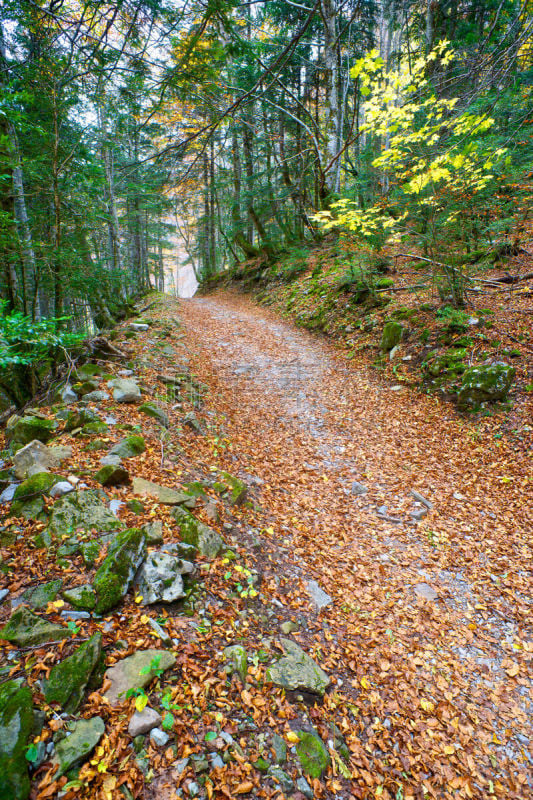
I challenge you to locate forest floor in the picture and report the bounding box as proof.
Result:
[0,291,531,800]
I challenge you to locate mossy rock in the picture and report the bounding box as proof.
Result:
[72,379,99,395]
[295,731,330,779]
[424,349,467,378]
[76,363,103,379]
[0,679,33,800]
[83,439,108,452]
[64,408,101,433]
[139,402,169,428]
[11,472,59,518]
[170,507,222,560]
[63,584,97,610]
[94,463,130,487]
[0,606,69,646]
[215,472,248,506]
[457,363,516,410]
[224,645,248,681]
[80,541,100,567]
[81,421,109,436]
[47,489,121,539]
[109,435,146,459]
[22,579,62,609]
[52,717,105,778]
[127,498,145,514]
[43,633,103,713]
[6,415,56,446]
[381,321,404,351]
[93,528,147,613]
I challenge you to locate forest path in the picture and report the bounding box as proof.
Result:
[179,290,532,798]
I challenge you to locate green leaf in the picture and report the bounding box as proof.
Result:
[162,711,174,730]
[205,730,217,742]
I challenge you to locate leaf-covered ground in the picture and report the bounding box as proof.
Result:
[0,291,531,800]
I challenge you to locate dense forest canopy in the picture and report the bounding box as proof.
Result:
[0,1,531,357]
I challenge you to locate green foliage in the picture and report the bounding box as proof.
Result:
[0,302,84,369]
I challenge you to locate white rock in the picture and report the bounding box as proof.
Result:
[107,378,142,403]
[67,475,80,485]
[150,727,169,747]
[135,551,194,605]
[61,384,78,403]
[49,481,75,498]
[306,579,332,611]
[129,323,149,331]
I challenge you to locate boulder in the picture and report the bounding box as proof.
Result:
[267,639,330,696]
[295,730,330,779]
[6,415,56,446]
[94,463,130,487]
[133,476,194,506]
[134,551,194,605]
[47,490,121,538]
[43,633,103,713]
[107,378,142,403]
[103,649,176,705]
[128,707,162,737]
[171,507,222,559]
[13,440,72,480]
[93,528,147,613]
[0,679,33,800]
[52,717,105,778]
[139,402,169,427]
[21,579,62,609]
[381,321,404,352]
[109,435,145,459]
[457,362,515,410]
[62,584,97,610]
[0,607,70,646]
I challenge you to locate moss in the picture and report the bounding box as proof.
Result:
[94,464,130,486]
[139,402,169,427]
[127,498,145,513]
[295,731,330,778]
[63,584,97,610]
[13,471,57,502]
[22,579,62,608]
[457,363,516,410]
[83,439,108,452]
[43,633,103,713]
[80,540,100,566]
[64,408,101,432]
[0,680,33,800]
[7,416,55,445]
[81,421,109,436]
[109,435,146,459]
[381,320,404,351]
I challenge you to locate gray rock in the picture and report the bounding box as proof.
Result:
[104,649,176,705]
[414,583,438,601]
[52,717,105,777]
[267,638,330,696]
[224,645,247,681]
[410,490,433,509]
[100,454,122,466]
[61,384,78,403]
[143,520,164,545]
[49,481,75,498]
[0,607,70,646]
[118,369,134,377]
[147,617,172,645]
[0,679,33,800]
[13,440,71,480]
[82,390,109,403]
[107,378,142,403]
[43,634,103,713]
[128,707,162,737]
[409,505,427,521]
[94,463,130,487]
[60,609,91,620]
[211,754,224,769]
[351,481,368,496]
[150,728,169,747]
[306,580,332,611]
[135,551,194,605]
[268,766,293,793]
[272,733,287,764]
[296,776,314,798]
[171,506,223,559]
[133,476,194,506]
[182,411,203,434]
[130,322,149,331]
[0,588,9,603]
[0,484,18,503]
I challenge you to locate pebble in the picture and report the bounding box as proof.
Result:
[173,757,189,775]
[118,369,134,377]
[0,589,9,603]
[351,481,368,496]
[61,610,91,620]
[150,728,170,747]
[414,583,438,601]
[187,781,199,797]
[147,617,172,646]
[210,754,224,769]
[306,579,332,611]
[409,506,427,521]
[296,776,314,798]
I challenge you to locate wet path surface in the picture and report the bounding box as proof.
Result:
[180,292,532,798]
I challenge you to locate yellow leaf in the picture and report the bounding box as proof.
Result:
[135,595,144,604]
[420,699,435,713]
[444,745,455,755]
[360,677,370,690]
[135,694,148,712]
[52,600,65,609]
[286,731,300,743]
[140,615,149,624]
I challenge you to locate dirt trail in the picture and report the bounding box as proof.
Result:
[180,291,532,798]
